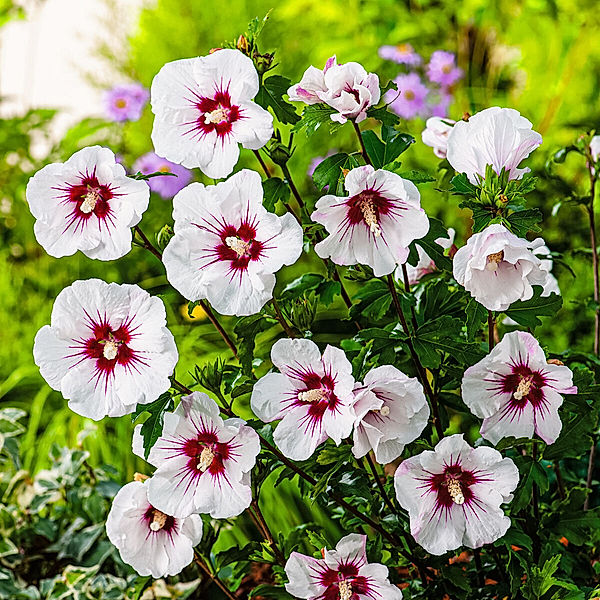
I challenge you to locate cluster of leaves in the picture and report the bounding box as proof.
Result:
[0,409,204,600]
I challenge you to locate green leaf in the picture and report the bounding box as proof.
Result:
[511,455,549,513]
[366,104,400,127]
[397,169,435,184]
[412,315,484,369]
[234,314,274,375]
[293,103,337,135]
[504,288,563,328]
[282,273,325,299]
[380,126,414,166]
[361,130,385,168]
[465,297,487,341]
[349,279,393,321]
[504,207,543,236]
[407,217,452,272]
[543,410,597,460]
[255,75,300,124]
[262,177,290,212]
[450,173,478,195]
[132,393,174,459]
[312,152,360,193]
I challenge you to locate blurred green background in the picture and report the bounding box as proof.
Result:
[1,0,600,564]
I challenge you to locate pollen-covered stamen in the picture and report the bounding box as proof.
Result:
[446,477,465,505]
[360,197,381,236]
[298,388,325,403]
[513,375,533,400]
[379,405,390,417]
[149,509,168,531]
[225,236,251,257]
[338,579,353,600]
[196,446,215,472]
[485,250,504,271]
[80,187,101,214]
[204,106,230,124]
[102,339,119,361]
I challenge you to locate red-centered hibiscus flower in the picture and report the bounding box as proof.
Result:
[250,339,357,461]
[162,169,303,316]
[133,392,260,519]
[462,331,576,445]
[106,480,203,578]
[285,534,403,600]
[26,146,149,260]
[394,434,519,555]
[33,279,178,420]
[312,165,429,277]
[151,49,273,179]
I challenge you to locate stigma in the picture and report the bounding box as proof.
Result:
[197,446,215,472]
[204,107,230,125]
[298,389,325,403]
[149,509,168,531]
[338,579,353,600]
[447,477,465,505]
[485,250,504,271]
[80,188,100,214]
[103,340,119,361]
[360,198,381,236]
[513,375,533,400]
[225,236,251,257]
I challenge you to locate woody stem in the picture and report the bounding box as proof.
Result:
[134,226,238,358]
[193,552,236,600]
[387,275,444,439]
[352,121,372,166]
[250,499,286,565]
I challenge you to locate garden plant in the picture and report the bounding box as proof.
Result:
[2,3,600,599]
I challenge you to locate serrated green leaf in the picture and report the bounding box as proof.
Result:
[262,177,290,212]
[255,75,299,124]
[504,288,563,328]
[293,103,337,135]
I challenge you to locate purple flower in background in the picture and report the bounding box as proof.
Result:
[133,152,192,199]
[104,83,149,122]
[386,73,428,119]
[430,89,453,117]
[378,43,422,66]
[427,51,463,87]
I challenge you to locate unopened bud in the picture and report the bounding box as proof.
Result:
[547,358,564,366]
[341,168,350,178]
[254,52,275,76]
[268,141,293,166]
[462,112,471,121]
[156,224,174,251]
[237,35,249,53]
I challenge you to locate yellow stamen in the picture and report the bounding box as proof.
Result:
[486,250,504,271]
[133,472,149,482]
[339,580,353,600]
[298,389,325,403]
[403,90,415,101]
[360,198,381,237]
[447,478,465,505]
[149,509,168,531]
[513,376,533,401]
[103,340,119,361]
[225,236,251,256]
[80,188,100,214]
[197,446,215,472]
[379,405,390,417]
[204,107,229,125]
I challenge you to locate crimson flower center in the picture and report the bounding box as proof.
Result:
[347,189,390,236]
[225,235,252,257]
[144,506,175,533]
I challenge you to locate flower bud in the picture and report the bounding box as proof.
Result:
[156,224,174,251]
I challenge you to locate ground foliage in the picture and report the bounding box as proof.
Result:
[1,1,600,599]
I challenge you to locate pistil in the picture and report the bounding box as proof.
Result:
[298,388,325,403]
[447,477,465,505]
[103,340,119,361]
[80,187,100,214]
[225,236,251,257]
[513,375,533,400]
[338,579,353,600]
[204,106,230,125]
[149,509,168,531]
[485,250,504,271]
[360,198,381,236]
[197,446,215,472]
